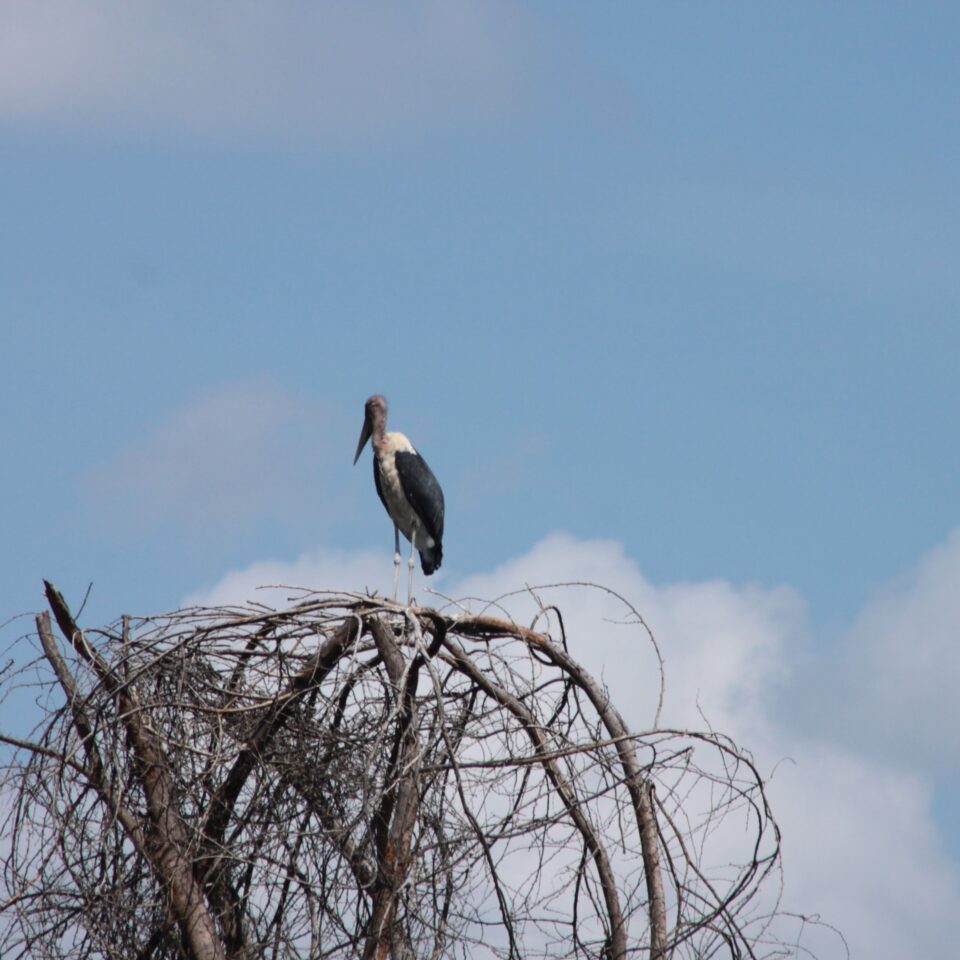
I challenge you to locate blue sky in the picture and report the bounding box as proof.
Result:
[2,3,959,956]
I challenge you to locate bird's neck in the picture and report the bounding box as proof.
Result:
[370,411,388,451]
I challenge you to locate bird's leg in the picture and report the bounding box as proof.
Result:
[407,537,416,606]
[392,526,401,601]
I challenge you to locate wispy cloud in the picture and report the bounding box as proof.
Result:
[86,380,344,535]
[0,0,539,141]
[187,528,960,958]
[827,527,960,775]
[184,545,393,608]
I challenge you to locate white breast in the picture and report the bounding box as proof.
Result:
[376,432,434,549]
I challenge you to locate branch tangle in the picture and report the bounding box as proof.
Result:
[0,586,786,960]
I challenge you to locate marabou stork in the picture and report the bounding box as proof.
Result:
[353,395,444,602]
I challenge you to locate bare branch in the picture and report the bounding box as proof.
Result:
[0,583,818,960]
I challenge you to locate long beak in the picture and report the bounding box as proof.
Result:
[353,415,373,465]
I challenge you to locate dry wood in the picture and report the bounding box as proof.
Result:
[0,582,795,960]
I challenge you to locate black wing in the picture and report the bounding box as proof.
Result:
[395,450,445,547]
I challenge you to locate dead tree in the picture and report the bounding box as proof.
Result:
[0,580,797,959]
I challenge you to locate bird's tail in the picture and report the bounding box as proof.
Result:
[420,544,442,576]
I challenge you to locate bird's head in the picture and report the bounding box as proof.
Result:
[353,394,388,464]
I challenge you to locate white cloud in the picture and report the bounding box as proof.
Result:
[86,380,345,534]
[185,544,393,609]
[191,528,960,958]
[771,742,960,960]
[451,533,802,736]
[834,527,960,773]
[0,0,538,141]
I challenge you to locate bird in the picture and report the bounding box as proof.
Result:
[353,395,444,603]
